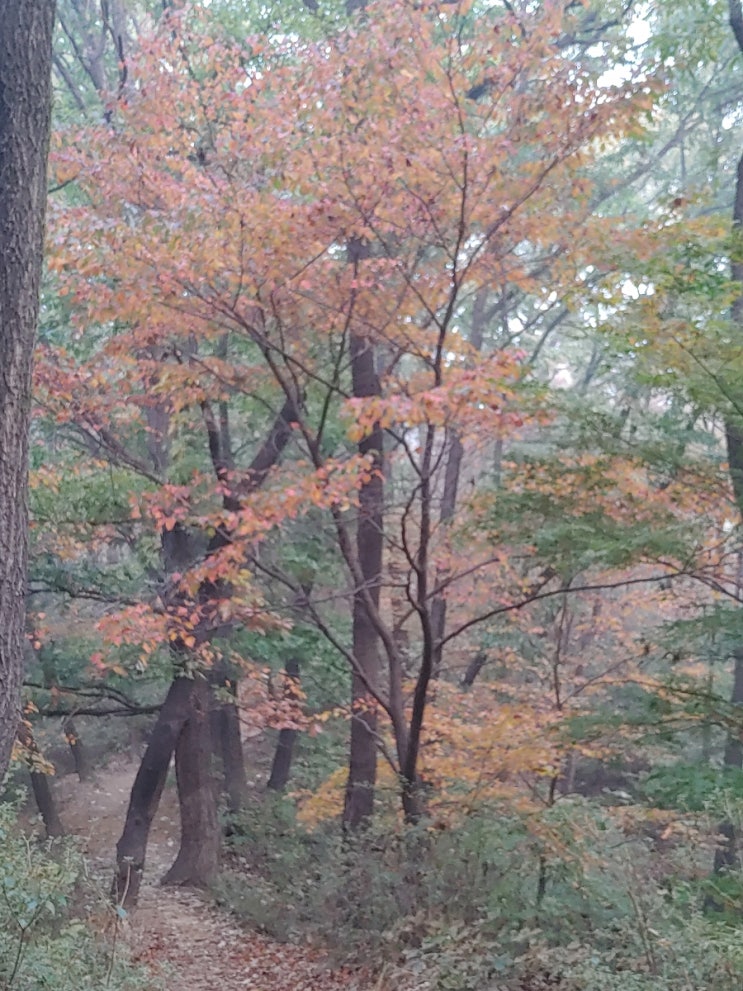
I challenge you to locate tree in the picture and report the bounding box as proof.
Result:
[48,0,679,828]
[0,0,56,784]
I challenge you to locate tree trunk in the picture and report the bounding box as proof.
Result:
[112,675,194,910]
[0,0,55,785]
[716,1,743,878]
[429,432,464,677]
[168,395,298,863]
[267,658,300,792]
[17,722,64,837]
[212,669,248,816]
[63,716,92,782]
[713,647,743,874]
[29,768,65,838]
[343,327,384,829]
[461,650,487,688]
[162,677,220,887]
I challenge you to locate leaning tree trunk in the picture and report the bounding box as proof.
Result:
[0,0,55,784]
[113,676,195,910]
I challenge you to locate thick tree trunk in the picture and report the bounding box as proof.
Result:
[162,677,220,887]
[343,329,384,829]
[112,676,194,910]
[29,768,65,838]
[0,0,55,784]
[267,658,300,792]
[169,395,298,863]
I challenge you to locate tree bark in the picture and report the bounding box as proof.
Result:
[716,3,743,877]
[162,677,220,887]
[267,658,301,792]
[17,722,64,838]
[211,666,248,816]
[713,647,743,873]
[63,716,92,781]
[0,0,55,785]
[112,676,194,910]
[343,328,384,829]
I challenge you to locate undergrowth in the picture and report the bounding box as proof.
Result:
[217,791,743,991]
[0,799,155,991]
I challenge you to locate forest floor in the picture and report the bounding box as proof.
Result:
[55,760,375,991]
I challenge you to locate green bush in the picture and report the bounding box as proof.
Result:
[0,800,155,991]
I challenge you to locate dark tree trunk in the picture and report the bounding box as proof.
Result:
[29,768,65,838]
[343,326,384,829]
[63,716,92,782]
[267,658,300,792]
[169,395,298,866]
[716,1,743,879]
[162,677,220,887]
[211,667,248,815]
[713,648,743,874]
[0,0,55,784]
[17,722,64,837]
[461,650,487,688]
[113,676,194,910]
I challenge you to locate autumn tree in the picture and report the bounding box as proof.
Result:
[47,0,692,842]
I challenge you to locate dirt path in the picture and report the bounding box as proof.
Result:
[55,761,373,991]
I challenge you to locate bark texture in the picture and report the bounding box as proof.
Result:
[162,677,220,887]
[0,0,55,784]
[343,330,384,829]
[716,0,743,876]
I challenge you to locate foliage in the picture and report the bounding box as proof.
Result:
[220,792,743,990]
[0,801,154,991]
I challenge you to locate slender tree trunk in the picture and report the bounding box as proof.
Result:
[267,658,300,792]
[343,326,384,829]
[715,1,743,877]
[0,0,55,784]
[429,289,486,678]
[429,432,464,677]
[113,676,194,910]
[162,677,220,887]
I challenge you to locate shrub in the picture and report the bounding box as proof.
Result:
[0,800,155,991]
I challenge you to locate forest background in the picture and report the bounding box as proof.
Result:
[5,1,743,989]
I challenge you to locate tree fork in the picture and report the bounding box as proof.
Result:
[112,675,195,911]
